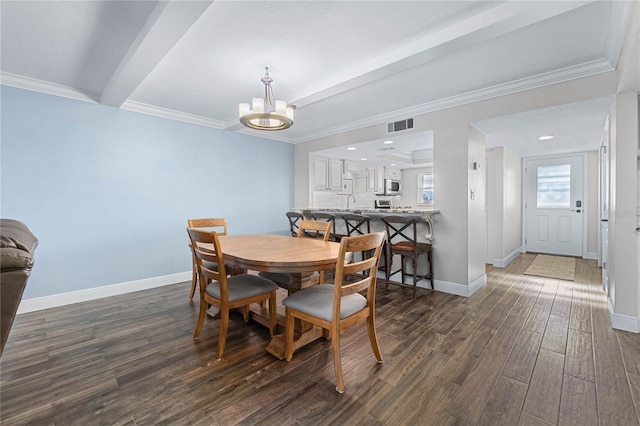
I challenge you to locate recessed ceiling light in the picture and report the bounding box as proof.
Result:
[360,157,368,161]
[383,140,394,144]
[390,163,397,166]
[538,135,554,141]
[347,147,356,151]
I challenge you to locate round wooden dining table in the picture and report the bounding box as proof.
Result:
[218,234,341,290]
[216,234,342,359]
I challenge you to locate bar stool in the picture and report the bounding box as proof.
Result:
[381,215,433,298]
[342,213,371,236]
[286,211,303,237]
[310,212,344,242]
[342,213,390,272]
[342,214,375,275]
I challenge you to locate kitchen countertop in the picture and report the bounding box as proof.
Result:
[298,208,439,215]
[295,208,437,244]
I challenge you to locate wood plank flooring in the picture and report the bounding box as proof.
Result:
[1,253,639,425]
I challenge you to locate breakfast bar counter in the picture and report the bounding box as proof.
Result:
[296,208,439,244]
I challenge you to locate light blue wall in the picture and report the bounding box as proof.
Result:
[1,86,294,299]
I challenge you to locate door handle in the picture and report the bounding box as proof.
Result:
[571,209,582,213]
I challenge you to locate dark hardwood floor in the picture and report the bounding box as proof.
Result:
[2,253,639,425]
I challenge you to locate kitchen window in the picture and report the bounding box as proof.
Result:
[418,170,434,205]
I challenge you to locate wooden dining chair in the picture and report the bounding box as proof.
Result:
[187,228,278,360]
[283,231,386,393]
[187,218,243,299]
[259,220,332,291]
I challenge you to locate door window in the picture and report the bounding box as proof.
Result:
[536,164,570,208]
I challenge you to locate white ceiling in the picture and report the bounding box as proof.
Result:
[0,1,632,164]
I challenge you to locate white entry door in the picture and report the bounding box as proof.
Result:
[525,155,584,257]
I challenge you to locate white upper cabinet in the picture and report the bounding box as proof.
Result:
[313,157,343,190]
[328,159,343,191]
[385,167,402,179]
[344,160,365,174]
[313,157,329,190]
[375,166,385,193]
[366,167,377,192]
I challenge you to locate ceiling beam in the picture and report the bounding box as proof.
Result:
[289,1,594,109]
[100,0,212,108]
[225,1,594,133]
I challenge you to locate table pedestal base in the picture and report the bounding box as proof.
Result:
[264,327,325,360]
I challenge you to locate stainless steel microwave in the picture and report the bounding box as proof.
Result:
[384,178,401,195]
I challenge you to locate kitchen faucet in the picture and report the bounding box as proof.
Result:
[346,195,356,209]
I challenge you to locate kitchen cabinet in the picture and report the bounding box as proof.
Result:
[385,167,402,179]
[344,160,365,175]
[375,165,385,193]
[366,167,377,192]
[313,157,343,190]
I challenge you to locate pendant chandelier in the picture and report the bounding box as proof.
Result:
[239,67,295,131]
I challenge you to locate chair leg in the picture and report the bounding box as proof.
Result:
[216,309,229,361]
[367,311,383,362]
[384,247,391,290]
[189,254,197,299]
[412,255,418,299]
[268,292,277,337]
[284,308,295,361]
[384,248,393,281]
[193,297,207,339]
[242,305,250,322]
[332,324,344,393]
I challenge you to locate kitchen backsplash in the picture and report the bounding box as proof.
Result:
[313,190,394,210]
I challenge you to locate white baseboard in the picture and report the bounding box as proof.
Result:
[585,251,598,260]
[433,273,487,297]
[468,273,488,296]
[379,268,487,297]
[608,296,640,333]
[492,247,522,268]
[17,272,192,314]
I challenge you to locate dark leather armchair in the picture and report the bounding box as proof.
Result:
[1,219,38,355]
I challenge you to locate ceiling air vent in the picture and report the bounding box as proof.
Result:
[387,117,414,133]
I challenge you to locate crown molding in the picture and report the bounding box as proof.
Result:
[3,57,615,145]
[604,0,632,67]
[120,100,225,129]
[294,59,615,143]
[0,72,99,103]
[0,72,290,138]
